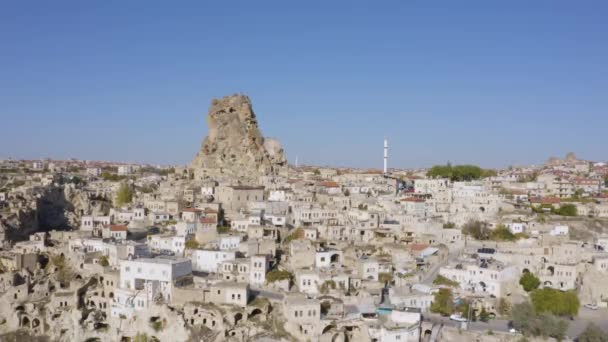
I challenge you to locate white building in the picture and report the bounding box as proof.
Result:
[368,309,421,342]
[438,261,519,297]
[118,257,192,305]
[148,235,186,256]
[86,167,102,177]
[507,223,526,234]
[80,215,111,231]
[550,225,569,236]
[191,249,236,273]
[118,165,133,176]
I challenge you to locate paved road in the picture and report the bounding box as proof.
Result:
[423,312,510,333]
[423,308,608,339]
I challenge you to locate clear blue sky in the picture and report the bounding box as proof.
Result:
[1,1,607,168]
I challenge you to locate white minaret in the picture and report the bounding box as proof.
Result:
[295,156,299,168]
[383,138,388,174]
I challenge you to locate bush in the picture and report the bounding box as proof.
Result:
[498,298,511,316]
[319,280,336,294]
[578,323,608,342]
[490,224,517,241]
[379,272,393,284]
[511,302,569,340]
[101,172,127,182]
[519,272,540,292]
[98,256,109,267]
[443,222,456,229]
[283,228,304,244]
[266,270,292,283]
[185,239,200,249]
[479,307,491,322]
[216,226,230,234]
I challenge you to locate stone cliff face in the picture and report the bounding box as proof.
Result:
[190,94,287,182]
[1,185,111,242]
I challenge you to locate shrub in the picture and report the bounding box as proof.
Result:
[498,298,511,316]
[283,228,304,244]
[185,239,200,249]
[319,280,336,294]
[489,224,517,241]
[479,308,490,322]
[512,302,568,340]
[578,323,608,342]
[379,272,393,284]
[266,270,292,283]
[216,226,230,234]
[98,256,109,267]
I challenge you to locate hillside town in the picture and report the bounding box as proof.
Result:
[1,95,607,342]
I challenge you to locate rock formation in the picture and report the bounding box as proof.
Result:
[190,94,287,182]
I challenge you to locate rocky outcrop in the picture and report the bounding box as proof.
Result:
[190,94,287,183]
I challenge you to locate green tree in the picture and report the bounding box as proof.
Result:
[185,239,200,249]
[490,224,517,241]
[98,255,109,267]
[462,220,490,240]
[217,226,230,234]
[430,288,454,316]
[530,288,579,317]
[427,164,496,181]
[433,274,459,287]
[553,204,577,216]
[497,298,511,316]
[519,272,540,292]
[511,302,537,335]
[115,183,133,207]
[578,323,608,342]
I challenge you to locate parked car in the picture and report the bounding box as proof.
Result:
[584,303,599,310]
[449,314,467,322]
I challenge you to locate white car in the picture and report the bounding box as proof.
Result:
[449,314,467,322]
[584,303,599,310]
